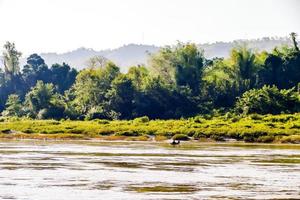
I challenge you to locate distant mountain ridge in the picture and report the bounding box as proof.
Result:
[199,37,293,58]
[19,37,294,72]
[39,44,159,72]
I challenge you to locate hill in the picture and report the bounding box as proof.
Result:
[14,37,294,72]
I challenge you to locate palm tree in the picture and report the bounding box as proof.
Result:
[230,45,258,90]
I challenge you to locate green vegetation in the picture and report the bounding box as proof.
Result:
[0,34,299,144]
[235,85,300,115]
[0,113,299,143]
[0,33,300,120]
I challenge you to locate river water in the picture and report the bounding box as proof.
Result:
[0,140,299,200]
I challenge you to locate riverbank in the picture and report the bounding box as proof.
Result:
[0,113,299,143]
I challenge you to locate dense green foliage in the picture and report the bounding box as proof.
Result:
[0,33,300,120]
[235,86,300,115]
[0,113,299,143]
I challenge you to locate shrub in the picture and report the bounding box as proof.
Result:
[280,135,300,144]
[85,106,106,120]
[155,135,168,141]
[97,129,115,135]
[231,117,240,122]
[115,131,141,137]
[250,114,263,120]
[290,124,300,129]
[224,112,233,120]
[0,129,11,134]
[210,134,225,141]
[243,136,255,142]
[71,129,85,134]
[266,123,276,128]
[95,119,110,124]
[134,116,150,123]
[263,115,296,122]
[172,134,189,141]
[235,85,300,115]
[193,131,206,139]
[257,135,275,143]
[193,116,203,123]
[23,129,34,134]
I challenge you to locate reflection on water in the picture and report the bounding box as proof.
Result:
[0,140,299,199]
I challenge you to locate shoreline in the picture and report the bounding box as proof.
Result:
[1,113,300,144]
[1,137,300,151]
[0,133,300,146]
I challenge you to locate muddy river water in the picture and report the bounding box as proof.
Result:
[0,140,299,199]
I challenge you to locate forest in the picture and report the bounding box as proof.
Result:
[0,33,300,121]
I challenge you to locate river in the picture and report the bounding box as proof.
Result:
[0,140,299,199]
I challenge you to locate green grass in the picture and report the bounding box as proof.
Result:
[0,113,299,143]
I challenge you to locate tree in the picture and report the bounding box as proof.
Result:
[1,94,23,117]
[203,59,239,108]
[290,32,299,52]
[22,54,50,88]
[281,48,300,89]
[149,42,204,94]
[24,81,65,119]
[133,76,174,119]
[2,42,22,77]
[50,63,77,93]
[0,42,25,110]
[149,47,176,85]
[174,43,204,94]
[260,53,284,87]
[229,45,262,90]
[72,62,120,117]
[263,46,300,89]
[106,74,135,119]
[85,55,108,69]
[127,65,149,90]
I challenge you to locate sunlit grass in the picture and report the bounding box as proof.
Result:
[0,113,299,143]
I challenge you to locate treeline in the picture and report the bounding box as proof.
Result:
[0,33,300,120]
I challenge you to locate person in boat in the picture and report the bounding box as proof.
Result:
[170,139,180,145]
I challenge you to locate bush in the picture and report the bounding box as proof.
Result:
[115,131,141,137]
[37,106,65,120]
[97,129,114,135]
[235,85,300,115]
[172,134,189,141]
[231,117,240,122]
[250,114,263,120]
[257,135,275,143]
[134,116,150,123]
[193,131,206,139]
[85,106,106,120]
[23,129,34,134]
[94,119,110,124]
[290,124,300,129]
[193,116,203,123]
[263,115,296,123]
[280,135,300,144]
[210,134,225,141]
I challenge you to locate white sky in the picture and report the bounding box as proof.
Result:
[0,0,299,55]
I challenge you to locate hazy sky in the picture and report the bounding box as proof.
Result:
[0,0,299,55]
